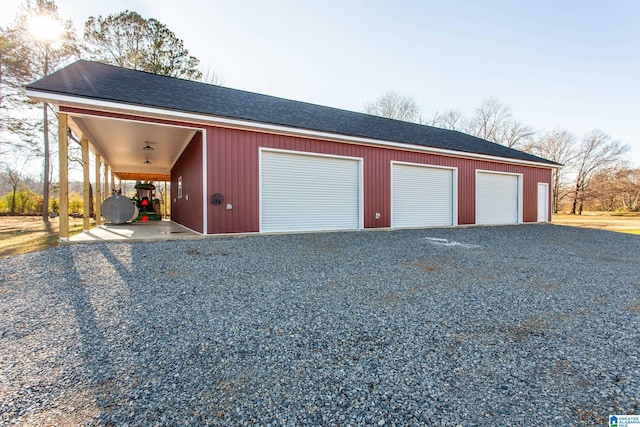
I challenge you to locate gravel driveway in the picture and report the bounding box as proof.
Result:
[1,225,638,426]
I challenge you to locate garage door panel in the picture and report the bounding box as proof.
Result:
[261,151,361,232]
[392,164,454,228]
[476,172,519,225]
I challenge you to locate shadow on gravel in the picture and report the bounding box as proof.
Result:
[65,247,122,419]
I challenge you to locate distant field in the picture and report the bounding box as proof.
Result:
[552,212,640,235]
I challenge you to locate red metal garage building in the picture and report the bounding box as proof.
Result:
[27,61,558,236]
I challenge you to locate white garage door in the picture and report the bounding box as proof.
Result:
[392,163,455,228]
[476,172,520,225]
[261,150,361,232]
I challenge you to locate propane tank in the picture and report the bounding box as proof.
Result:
[101,195,136,224]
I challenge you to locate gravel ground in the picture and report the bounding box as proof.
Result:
[1,224,638,426]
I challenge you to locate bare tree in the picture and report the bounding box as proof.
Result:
[587,167,617,211]
[618,168,640,211]
[570,130,629,214]
[429,109,465,130]
[199,64,225,86]
[467,98,510,141]
[1,156,31,214]
[501,120,535,149]
[525,129,578,213]
[466,98,534,148]
[586,166,640,212]
[587,166,621,211]
[364,91,421,122]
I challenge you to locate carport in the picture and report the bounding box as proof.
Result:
[50,108,202,241]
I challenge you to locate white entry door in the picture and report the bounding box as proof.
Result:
[537,183,549,222]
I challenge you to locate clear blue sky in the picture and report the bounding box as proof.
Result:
[3,0,639,165]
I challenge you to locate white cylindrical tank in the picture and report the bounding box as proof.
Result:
[101,195,135,224]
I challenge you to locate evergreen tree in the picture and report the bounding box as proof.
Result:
[84,10,202,80]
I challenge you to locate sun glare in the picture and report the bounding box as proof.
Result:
[27,14,63,42]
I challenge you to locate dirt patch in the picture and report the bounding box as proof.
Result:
[408,260,439,272]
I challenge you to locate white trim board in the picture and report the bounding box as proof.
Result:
[202,129,208,235]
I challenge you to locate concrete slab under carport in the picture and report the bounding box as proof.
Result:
[69,220,200,243]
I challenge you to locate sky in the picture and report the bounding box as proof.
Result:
[2,0,639,166]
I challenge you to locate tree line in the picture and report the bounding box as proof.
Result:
[365,92,636,214]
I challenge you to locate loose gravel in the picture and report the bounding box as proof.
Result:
[1,224,638,426]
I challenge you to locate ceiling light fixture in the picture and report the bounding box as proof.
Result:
[144,160,151,164]
[143,144,154,151]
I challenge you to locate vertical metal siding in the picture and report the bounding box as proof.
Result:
[171,132,203,233]
[205,126,553,234]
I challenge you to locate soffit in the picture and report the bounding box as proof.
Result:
[68,114,196,181]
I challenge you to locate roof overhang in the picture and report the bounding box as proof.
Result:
[28,90,201,183]
[27,88,561,170]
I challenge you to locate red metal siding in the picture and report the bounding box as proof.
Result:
[171,132,203,233]
[205,127,552,234]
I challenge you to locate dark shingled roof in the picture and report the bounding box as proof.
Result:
[27,60,557,166]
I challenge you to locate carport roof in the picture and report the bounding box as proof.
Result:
[27,60,558,166]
